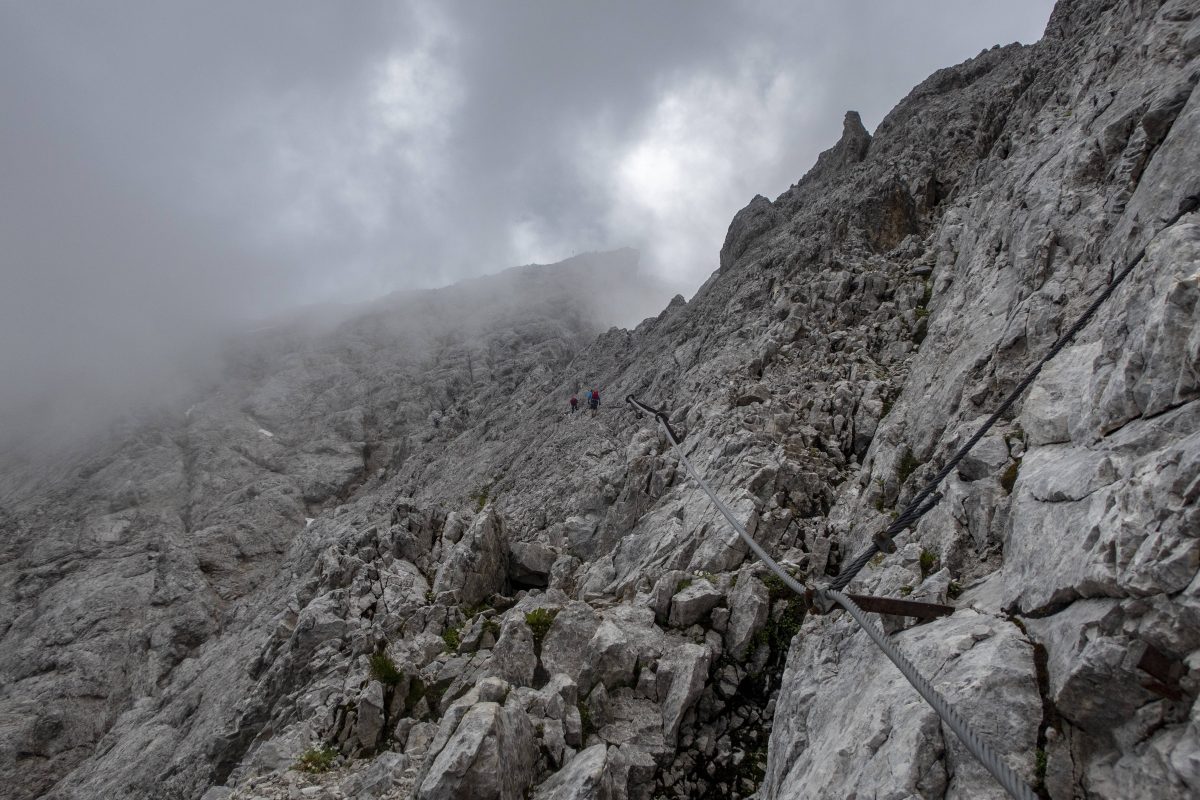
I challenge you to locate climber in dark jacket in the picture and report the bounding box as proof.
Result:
[588,388,600,414]
[569,395,578,413]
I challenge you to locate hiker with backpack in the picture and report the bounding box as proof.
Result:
[569,394,578,414]
[588,388,600,415]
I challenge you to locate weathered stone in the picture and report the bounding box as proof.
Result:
[417,701,537,800]
[656,644,710,745]
[542,602,601,682]
[667,580,722,628]
[355,681,387,752]
[724,574,769,658]
[432,509,508,607]
[337,752,410,799]
[530,744,621,800]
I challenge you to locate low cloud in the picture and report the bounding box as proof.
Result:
[0,0,1054,445]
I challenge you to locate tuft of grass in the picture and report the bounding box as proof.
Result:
[524,608,558,646]
[761,573,790,600]
[1000,458,1022,494]
[578,702,595,738]
[753,600,805,655]
[675,578,694,593]
[369,651,403,686]
[919,549,939,580]
[442,624,462,653]
[947,581,963,600]
[482,618,502,639]
[896,449,922,485]
[919,279,933,309]
[1035,749,1048,782]
[470,482,493,512]
[294,746,338,774]
[899,585,913,596]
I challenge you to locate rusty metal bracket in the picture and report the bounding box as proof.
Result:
[805,589,954,621]
[847,593,955,621]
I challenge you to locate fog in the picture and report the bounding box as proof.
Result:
[0,1,1055,447]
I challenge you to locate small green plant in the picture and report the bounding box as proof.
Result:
[578,702,595,737]
[868,553,886,570]
[675,578,694,593]
[896,449,922,485]
[1000,459,1022,494]
[294,746,338,774]
[470,481,494,511]
[524,607,558,646]
[696,571,718,584]
[919,549,938,579]
[753,600,804,655]
[369,651,403,686]
[761,572,790,600]
[482,618,502,639]
[442,624,462,653]
[1035,748,1048,782]
[947,581,963,600]
[899,585,913,596]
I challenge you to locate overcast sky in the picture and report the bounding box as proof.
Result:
[0,1,1055,441]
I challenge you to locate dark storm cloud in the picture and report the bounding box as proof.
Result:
[0,0,1055,442]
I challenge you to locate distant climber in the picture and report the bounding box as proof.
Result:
[430,409,441,429]
[569,394,578,414]
[588,388,600,415]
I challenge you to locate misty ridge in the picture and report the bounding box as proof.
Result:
[0,2,1054,468]
[0,249,672,461]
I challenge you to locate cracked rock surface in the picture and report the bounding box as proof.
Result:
[2,1,1199,799]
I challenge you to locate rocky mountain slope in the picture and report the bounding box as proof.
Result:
[3,0,1199,798]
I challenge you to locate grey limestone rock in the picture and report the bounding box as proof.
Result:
[666,579,723,628]
[417,701,537,800]
[3,2,1199,799]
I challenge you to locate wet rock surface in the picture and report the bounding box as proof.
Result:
[2,2,1199,799]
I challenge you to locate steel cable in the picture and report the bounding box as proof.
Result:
[828,193,1199,592]
[826,588,1037,800]
[623,191,1195,799]
[627,396,1036,799]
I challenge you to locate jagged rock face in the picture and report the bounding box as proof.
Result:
[2,1,1198,799]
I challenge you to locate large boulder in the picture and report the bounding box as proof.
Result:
[725,573,770,658]
[761,610,1040,799]
[417,701,537,800]
[432,509,508,607]
[667,579,723,628]
[656,644,710,745]
[530,744,624,800]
